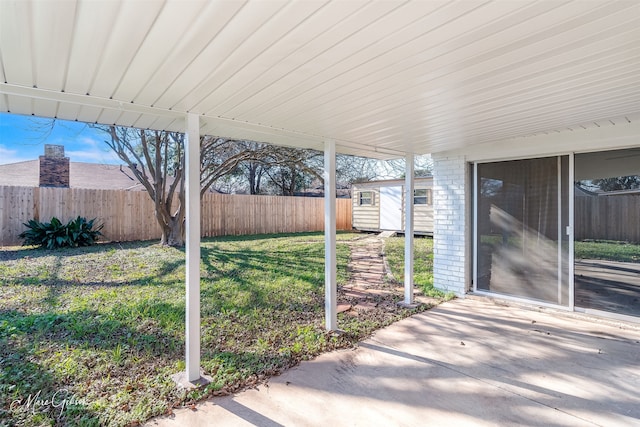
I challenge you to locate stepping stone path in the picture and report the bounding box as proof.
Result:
[338,235,397,314]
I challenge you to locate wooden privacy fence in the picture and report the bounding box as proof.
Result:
[575,194,640,243]
[0,186,352,246]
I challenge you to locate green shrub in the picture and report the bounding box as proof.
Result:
[19,216,103,249]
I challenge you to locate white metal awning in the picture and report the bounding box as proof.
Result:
[2,0,639,159]
[2,0,639,386]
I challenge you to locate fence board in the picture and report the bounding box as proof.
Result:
[575,195,640,243]
[0,186,353,246]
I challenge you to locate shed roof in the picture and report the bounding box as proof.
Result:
[1,1,639,159]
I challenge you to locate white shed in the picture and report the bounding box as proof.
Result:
[352,177,433,235]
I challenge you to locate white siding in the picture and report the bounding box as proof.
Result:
[352,188,380,230]
[413,204,433,232]
[410,186,433,233]
[352,179,433,233]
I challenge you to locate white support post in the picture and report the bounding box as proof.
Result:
[185,113,201,382]
[324,140,337,331]
[568,153,575,310]
[404,154,415,305]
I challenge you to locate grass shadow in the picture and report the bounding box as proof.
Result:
[0,240,160,262]
[0,231,429,426]
[0,303,185,425]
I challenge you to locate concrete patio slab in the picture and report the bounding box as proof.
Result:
[148,298,640,427]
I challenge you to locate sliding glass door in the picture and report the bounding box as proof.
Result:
[475,156,570,306]
[574,148,640,317]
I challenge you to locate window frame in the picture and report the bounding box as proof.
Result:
[413,188,431,205]
[358,191,374,206]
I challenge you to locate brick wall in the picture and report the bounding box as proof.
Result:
[432,154,469,296]
[39,156,70,187]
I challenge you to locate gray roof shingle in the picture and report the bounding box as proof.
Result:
[0,160,146,190]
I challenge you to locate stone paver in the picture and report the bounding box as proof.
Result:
[338,235,394,314]
[346,235,386,290]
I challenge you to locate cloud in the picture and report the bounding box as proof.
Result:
[0,145,34,164]
[0,114,123,165]
[61,137,122,164]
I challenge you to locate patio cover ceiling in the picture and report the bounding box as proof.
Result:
[1,0,639,159]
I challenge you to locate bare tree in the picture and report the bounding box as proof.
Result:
[591,176,640,191]
[336,155,379,184]
[228,143,324,196]
[224,147,429,196]
[100,127,269,246]
[262,148,323,196]
[378,154,433,179]
[103,127,185,246]
[234,141,268,194]
[102,125,431,245]
[245,161,266,194]
[199,136,271,197]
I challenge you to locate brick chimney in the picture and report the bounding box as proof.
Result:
[39,144,70,187]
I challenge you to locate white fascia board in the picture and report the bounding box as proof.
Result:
[0,83,180,121]
[0,83,405,159]
[197,117,407,159]
[435,119,640,162]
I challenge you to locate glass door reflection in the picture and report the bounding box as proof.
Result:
[574,148,640,317]
[476,156,569,305]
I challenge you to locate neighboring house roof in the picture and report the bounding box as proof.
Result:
[0,160,146,190]
[575,183,640,197]
[293,187,351,198]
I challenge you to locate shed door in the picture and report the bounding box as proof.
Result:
[379,186,403,230]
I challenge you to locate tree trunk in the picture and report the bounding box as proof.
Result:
[286,169,297,196]
[160,216,185,247]
[249,163,257,195]
[255,167,263,194]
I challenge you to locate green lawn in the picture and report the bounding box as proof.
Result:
[575,240,640,263]
[383,236,454,299]
[0,232,433,426]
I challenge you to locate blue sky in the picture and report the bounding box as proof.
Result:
[0,113,121,165]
